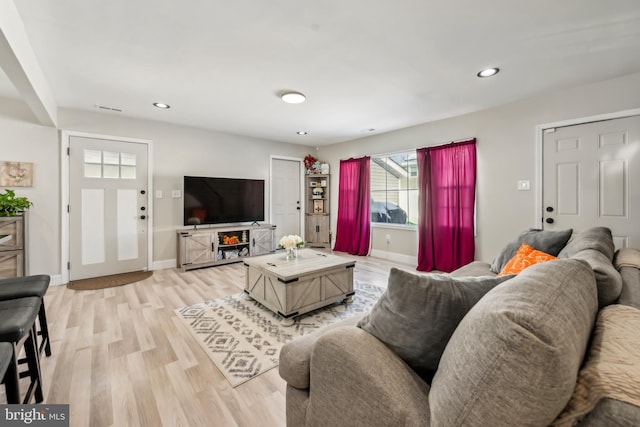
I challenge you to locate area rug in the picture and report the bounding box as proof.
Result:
[175,281,384,387]
[67,270,153,290]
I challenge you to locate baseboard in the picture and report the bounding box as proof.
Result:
[369,249,417,267]
[152,259,177,270]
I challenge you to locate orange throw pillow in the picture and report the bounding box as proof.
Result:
[497,242,557,276]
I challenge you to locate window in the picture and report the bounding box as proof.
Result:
[370,151,418,225]
[83,150,137,179]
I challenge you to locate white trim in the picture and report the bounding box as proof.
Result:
[151,259,177,270]
[269,155,305,239]
[535,108,640,229]
[370,248,417,267]
[60,130,153,284]
[48,274,64,287]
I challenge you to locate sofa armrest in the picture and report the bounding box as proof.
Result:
[449,261,495,277]
[279,315,363,389]
[305,326,431,427]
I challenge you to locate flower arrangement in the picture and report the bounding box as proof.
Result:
[304,154,317,172]
[279,234,304,249]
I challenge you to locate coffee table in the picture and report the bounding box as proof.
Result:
[243,249,356,326]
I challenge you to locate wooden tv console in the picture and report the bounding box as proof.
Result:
[177,224,275,271]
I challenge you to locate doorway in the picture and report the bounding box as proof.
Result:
[270,157,303,245]
[61,131,152,282]
[541,114,640,249]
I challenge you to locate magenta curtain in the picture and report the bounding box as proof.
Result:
[333,156,371,256]
[417,139,476,272]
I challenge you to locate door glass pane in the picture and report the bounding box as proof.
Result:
[120,166,136,179]
[84,149,102,164]
[103,165,119,179]
[84,164,102,178]
[103,151,120,165]
[121,152,136,166]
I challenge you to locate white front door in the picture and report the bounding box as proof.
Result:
[542,115,640,249]
[271,158,302,244]
[68,135,150,280]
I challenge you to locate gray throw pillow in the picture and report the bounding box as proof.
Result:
[356,268,513,382]
[429,259,598,427]
[490,228,573,273]
[558,227,622,307]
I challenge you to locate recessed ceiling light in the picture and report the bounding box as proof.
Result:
[281,92,306,104]
[153,102,170,109]
[477,68,500,78]
[297,131,308,135]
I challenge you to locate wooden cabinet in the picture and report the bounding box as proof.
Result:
[177,224,275,271]
[305,174,330,248]
[0,214,27,278]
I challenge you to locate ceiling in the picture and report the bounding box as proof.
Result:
[2,0,640,146]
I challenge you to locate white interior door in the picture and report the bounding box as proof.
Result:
[271,158,302,244]
[68,135,150,280]
[542,115,640,249]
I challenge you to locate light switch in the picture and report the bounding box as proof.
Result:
[171,190,182,198]
[155,190,163,199]
[517,180,531,191]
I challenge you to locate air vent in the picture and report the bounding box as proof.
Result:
[94,105,123,112]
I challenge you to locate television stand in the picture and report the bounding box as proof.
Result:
[177,224,276,271]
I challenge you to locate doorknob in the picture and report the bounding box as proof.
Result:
[140,206,146,211]
[545,218,554,224]
[140,215,146,220]
[546,206,554,212]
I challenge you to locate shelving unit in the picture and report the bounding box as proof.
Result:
[177,224,275,271]
[305,174,330,248]
[0,213,27,278]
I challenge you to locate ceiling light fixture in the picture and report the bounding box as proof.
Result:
[153,102,170,109]
[477,68,500,78]
[281,92,306,104]
[297,131,308,135]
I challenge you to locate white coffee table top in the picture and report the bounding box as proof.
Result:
[243,248,355,282]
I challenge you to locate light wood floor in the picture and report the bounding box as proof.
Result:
[38,253,402,427]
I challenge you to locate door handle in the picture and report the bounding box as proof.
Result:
[140,215,146,220]
[545,218,554,224]
[546,206,554,212]
[140,206,146,211]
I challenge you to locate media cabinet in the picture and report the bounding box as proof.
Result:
[177,224,276,271]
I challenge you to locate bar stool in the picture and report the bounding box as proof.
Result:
[0,275,51,357]
[0,297,43,403]
[0,341,19,403]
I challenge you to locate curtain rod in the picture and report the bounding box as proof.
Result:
[340,136,476,160]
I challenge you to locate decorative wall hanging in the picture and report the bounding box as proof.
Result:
[0,162,34,187]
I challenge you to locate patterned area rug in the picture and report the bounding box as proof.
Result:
[175,281,384,387]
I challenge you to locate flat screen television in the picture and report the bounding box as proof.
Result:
[183,176,265,226]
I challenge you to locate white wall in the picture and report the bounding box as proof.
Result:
[1,71,639,278]
[0,98,60,275]
[320,72,640,265]
[0,102,311,278]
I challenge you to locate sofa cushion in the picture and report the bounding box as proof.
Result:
[429,259,598,427]
[356,267,513,382]
[490,228,573,273]
[498,242,557,276]
[558,227,622,307]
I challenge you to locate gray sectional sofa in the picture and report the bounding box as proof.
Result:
[279,227,640,427]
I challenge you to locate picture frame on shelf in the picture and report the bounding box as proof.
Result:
[313,200,324,213]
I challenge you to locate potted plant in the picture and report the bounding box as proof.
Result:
[0,189,33,216]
